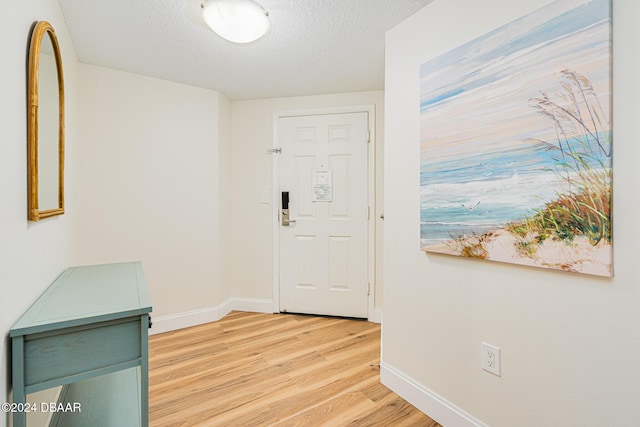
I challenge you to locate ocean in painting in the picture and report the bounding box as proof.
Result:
[419,0,612,251]
[420,134,610,246]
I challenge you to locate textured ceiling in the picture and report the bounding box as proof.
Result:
[58,0,434,100]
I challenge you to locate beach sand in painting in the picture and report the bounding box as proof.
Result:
[424,229,612,277]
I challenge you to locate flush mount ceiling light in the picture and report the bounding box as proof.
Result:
[201,0,270,44]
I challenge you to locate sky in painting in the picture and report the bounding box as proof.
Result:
[419,0,612,247]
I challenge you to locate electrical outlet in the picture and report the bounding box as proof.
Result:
[481,342,501,376]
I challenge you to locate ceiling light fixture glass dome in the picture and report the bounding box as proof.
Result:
[201,0,270,44]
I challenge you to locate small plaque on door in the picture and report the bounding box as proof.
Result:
[312,170,332,202]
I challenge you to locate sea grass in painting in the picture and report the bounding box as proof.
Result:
[419,0,612,276]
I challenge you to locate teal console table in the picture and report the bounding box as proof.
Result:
[10,262,152,427]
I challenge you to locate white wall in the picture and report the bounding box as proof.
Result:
[0,2,79,427]
[72,65,233,324]
[231,92,385,313]
[383,1,640,426]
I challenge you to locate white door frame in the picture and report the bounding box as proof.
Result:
[272,105,376,321]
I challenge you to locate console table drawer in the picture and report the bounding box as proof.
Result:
[24,318,142,391]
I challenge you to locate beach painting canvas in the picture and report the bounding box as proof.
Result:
[419,0,612,276]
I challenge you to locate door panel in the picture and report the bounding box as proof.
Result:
[328,155,350,218]
[278,112,369,318]
[295,235,316,288]
[295,156,316,217]
[329,236,350,289]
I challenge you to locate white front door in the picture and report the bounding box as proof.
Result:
[277,112,370,318]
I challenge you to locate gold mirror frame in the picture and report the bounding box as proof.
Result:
[27,21,65,221]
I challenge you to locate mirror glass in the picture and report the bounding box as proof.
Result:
[38,34,60,210]
[28,21,65,221]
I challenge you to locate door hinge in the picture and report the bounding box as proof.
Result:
[367,206,370,220]
[367,283,371,296]
[367,130,371,143]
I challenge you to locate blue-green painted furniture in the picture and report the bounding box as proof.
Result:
[10,262,152,427]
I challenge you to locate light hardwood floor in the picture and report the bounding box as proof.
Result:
[149,311,440,426]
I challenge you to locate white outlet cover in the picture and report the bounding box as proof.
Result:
[481,342,501,376]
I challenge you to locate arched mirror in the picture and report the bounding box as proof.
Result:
[27,21,65,221]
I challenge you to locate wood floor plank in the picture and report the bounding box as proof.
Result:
[149,312,441,427]
[268,365,380,420]
[272,392,377,427]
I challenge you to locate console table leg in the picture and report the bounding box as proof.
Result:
[141,314,149,426]
[12,336,26,427]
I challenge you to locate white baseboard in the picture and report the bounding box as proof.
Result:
[149,299,234,335]
[232,297,275,313]
[149,298,274,335]
[150,298,379,335]
[380,362,488,427]
[369,308,383,323]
